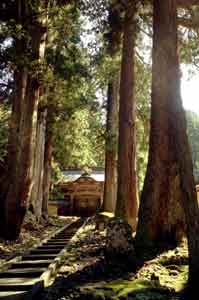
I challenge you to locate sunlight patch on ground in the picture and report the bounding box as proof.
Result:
[100,212,114,218]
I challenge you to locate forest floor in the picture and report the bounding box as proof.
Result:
[0,213,76,267]
[41,216,188,300]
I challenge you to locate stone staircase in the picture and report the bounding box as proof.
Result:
[0,219,83,299]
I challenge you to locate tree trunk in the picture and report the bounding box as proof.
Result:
[115,1,139,231]
[42,128,53,218]
[103,6,121,213]
[103,74,120,212]
[3,1,48,240]
[166,2,199,291]
[0,68,27,236]
[5,78,40,239]
[30,108,47,220]
[135,3,199,290]
[135,0,186,250]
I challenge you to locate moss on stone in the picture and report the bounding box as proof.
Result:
[160,265,188,292]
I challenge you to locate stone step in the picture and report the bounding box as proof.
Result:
[55,232,73,235]
[12,260,53,268]
[55,234,72,237]
[44,241,67,244]
[37,245,63,249]
[29,249,61,255]
[36,247,63,251]
[54,237,70,239]
[0,277,41,291]
[49,239,69,242]
[43,244,66,248]
[22,254,57,261]
[0,290,28,300]
[0,268,46,278]
[51,235,69,238]
[54,238,70,240]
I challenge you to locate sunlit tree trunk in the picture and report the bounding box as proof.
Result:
[103,75,119,212]
[115,1,139,231]
[167,3,199,291]
[30,108,47,220]
[136,0,186,249]
[136,0,199,291]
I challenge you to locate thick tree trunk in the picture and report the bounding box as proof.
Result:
[136,2,199,290]
[135,0,186,250]
[42,129,53,218]
[103,74,119,212]
[30,108,47,220]
[166,3,199,291]
[0,68,27,236]
[2,1,48,240]
[115,1,139,231]
[5,78,40,239]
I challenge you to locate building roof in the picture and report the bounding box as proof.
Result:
[62,168,105,182]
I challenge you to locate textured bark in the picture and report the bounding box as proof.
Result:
[30,109,47,220]
[103,74,119,212]
[0,68,27,236]
[42,128,53,218]
[2,1,48,240]
[115,1,139,231]
[136,3,199,290]
[136,0,186,250]
[5,78,40,239]
[166,2,199,291]
[103,6,121,213]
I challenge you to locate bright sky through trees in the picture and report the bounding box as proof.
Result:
[181,65,199,114]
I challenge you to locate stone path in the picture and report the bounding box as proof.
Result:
[0,219,84,300]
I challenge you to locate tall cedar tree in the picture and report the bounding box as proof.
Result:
[0,0,48,240]
[103,4,121,213]
[136,0,199,292]
[136,0,186,248]
[115,0,138,230]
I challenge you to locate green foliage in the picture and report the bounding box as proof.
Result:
[1,0,198,198]
[54,108,104,169]
[43,2,98,118]
[186,110,199,183]
[43,3,105,175]
[179,7,199,68]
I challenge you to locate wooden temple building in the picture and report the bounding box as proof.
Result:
[48,168,104,216]
[48,169,199,216]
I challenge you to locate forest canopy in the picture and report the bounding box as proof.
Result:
[1,0,199,296]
